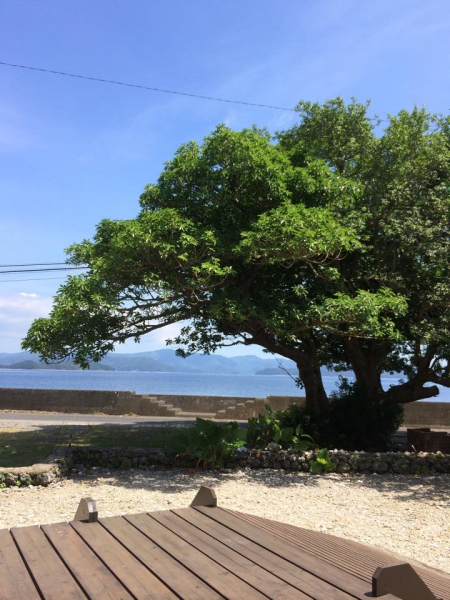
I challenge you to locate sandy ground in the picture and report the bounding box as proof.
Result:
[1,468,449,574]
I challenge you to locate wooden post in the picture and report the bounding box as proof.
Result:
[190,486,217,508]
[372,562,437,599]
[74,497,98,522]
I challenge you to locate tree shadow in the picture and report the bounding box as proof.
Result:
[73,468,324,495]
[0,421,193,468]
[1,424,448,506]
[338,472,450,503]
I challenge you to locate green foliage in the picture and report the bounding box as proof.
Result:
[23,99,450,420]
[275,403,310,431]
[247,405,315,451]
[175,418,246,469]
[310,448,336,474]
[246,405,280,449]
[275,392,403,452]
[324,379,404,451]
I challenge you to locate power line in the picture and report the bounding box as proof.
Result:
[0,262,70,268]
[0,61,296,112]
[0,276,68,283]
[0,267,87,274]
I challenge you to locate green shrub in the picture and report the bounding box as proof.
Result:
[310,448,336,474]
[246,405,280,449]
[325,378,404,451]
[247,405,315,451]
[175,418,246,469]
[275,403,309,431]
[275,403,325,445]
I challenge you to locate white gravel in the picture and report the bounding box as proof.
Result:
[1,469,449,574]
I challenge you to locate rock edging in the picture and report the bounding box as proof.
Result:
[69,446,450,475]
[0,448,69,488]
[3,447,448,486]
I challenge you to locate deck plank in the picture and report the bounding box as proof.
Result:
[3,503,448,600]
[11,525,86,600]
[150,509,311,600]
[42,522,134,600]
[172,508,356,600]
[0,529,41,600]
[231,510,450,600]
[125,511,268,599]
[195,506,371,599]
[100,515,223,600]
[71,520,178,600]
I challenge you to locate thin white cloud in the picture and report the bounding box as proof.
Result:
[0,292,53,351]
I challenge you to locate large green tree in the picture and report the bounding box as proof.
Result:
[23,100,450,418]
[277,99,450,407]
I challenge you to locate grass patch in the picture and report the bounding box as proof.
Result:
[0,429,57,468]
[0,424,187,468]
[68,424,184,449]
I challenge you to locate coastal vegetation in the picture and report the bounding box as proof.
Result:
[23,98,450,442]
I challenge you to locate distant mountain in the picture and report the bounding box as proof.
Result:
[0,359,114,371]
[227,355,296,374]
[149,350,239,374]
[0,351,36,365]
[0,349,298,374]
[101,350,298,375]
[101,354,176,372]
[1,349,367,377]
[0,360,41,370]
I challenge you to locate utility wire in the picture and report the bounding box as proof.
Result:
[0,262,71,267]
[0,61,296,112]
[0,267,87,274]
[0,276,68,283]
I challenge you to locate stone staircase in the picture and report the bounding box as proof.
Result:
[140,395,183,417]
[215,398,268,420]
[177,411,217,419]
[137,394,299,420]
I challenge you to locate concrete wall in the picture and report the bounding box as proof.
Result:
[403,402,450,428]
[0,388,449,427]
[0,388,303,418]
[149,394,303,414]
[152,394,259,413]
[0,388,145,415]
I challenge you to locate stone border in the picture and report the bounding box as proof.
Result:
[3,446,449,487]
[69,446,450,476]
[0,448,70,488]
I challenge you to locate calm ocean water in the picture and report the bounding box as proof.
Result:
[0,369,448,401]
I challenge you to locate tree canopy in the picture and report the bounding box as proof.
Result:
[23,99,450,418]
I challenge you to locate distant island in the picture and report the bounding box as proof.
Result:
[0,360,114,371]
[255,367,298,376]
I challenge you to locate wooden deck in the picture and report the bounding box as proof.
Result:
[0,487,449,599]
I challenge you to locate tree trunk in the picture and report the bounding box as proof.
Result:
[384,378,439,405]
[298,361,330,419]
[242,320,330,419]
[343,338,384,403]
[296,338,330,419]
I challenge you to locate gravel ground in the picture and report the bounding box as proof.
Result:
[1,469,449,574]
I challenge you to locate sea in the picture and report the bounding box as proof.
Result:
[0,369,448,402]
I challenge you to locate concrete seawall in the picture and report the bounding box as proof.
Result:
[0,388,449,426]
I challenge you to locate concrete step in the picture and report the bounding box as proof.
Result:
[165,406,182,414]
[176,411,216,419]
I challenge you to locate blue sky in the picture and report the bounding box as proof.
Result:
[1,0,449,355]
